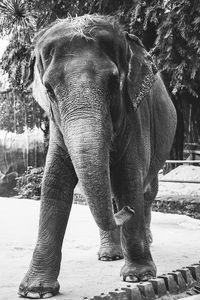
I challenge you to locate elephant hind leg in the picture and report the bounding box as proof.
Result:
[144,176,158,244]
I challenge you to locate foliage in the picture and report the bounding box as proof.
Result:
[0,0,140,134]
[0,0,140,90]
[0,0,36,90]
[0,89,44,133]
[1,0,200,98]
[0,0,44,133]
[0,0,36,36]
[1,0,200,148]
[15,166,43,199]
[130,0,200,148]
[25,0,140,27]
[132,0,200,98]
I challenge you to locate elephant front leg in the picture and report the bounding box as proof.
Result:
[112,166,156,282]
[19,144,77,299]
[121,205,156,282]
[98,198,123,261]
[119,192,157,282]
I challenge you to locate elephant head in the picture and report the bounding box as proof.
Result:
[29,15,157,231]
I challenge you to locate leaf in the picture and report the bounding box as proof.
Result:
[191,66,198,79]
[193,16,200,25]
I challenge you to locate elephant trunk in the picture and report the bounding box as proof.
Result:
[64,112,117,231]
[60,86,134,231]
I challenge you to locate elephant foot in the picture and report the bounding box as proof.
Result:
[120,260,156,282]
[98,227,123,261]
[98,244,123,261]
[19,251,60,299]
[18,245,61,298]
[18,276,60,299]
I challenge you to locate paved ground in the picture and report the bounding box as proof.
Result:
[1,197,200,300]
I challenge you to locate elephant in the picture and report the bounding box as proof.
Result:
[18,14,177,298]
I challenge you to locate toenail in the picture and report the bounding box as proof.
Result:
[100,256,112,261]
[141,272,153,281]
[42,293,53,298]
[26,292,41,299]
[123,275,138,282]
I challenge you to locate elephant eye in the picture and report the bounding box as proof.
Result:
[49,47,55,57]
[44,82,56,102]
[108,72,119,93]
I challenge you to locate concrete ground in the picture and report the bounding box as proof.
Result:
[1,197,200,300]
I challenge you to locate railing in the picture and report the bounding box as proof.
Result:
[160,160,200,184]
[165,160,200,164]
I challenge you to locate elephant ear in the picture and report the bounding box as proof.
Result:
[27,51,53,119]
[125,33,158,111]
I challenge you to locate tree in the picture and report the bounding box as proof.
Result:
[1,0,200,156]
[0,0,36,90]
[0,89,44,133]
[0,0,46,133]
[131,0,200,157]
[0,0,142,90]
[0,0,140,133]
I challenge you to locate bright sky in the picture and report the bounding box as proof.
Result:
[0,39,9,58]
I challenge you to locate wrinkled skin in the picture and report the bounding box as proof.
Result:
[19,15,177,298]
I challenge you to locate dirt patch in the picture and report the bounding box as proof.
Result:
[1,198,200,300]
[156,166,200,218]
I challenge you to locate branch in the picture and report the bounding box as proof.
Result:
[0,88,12,94]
